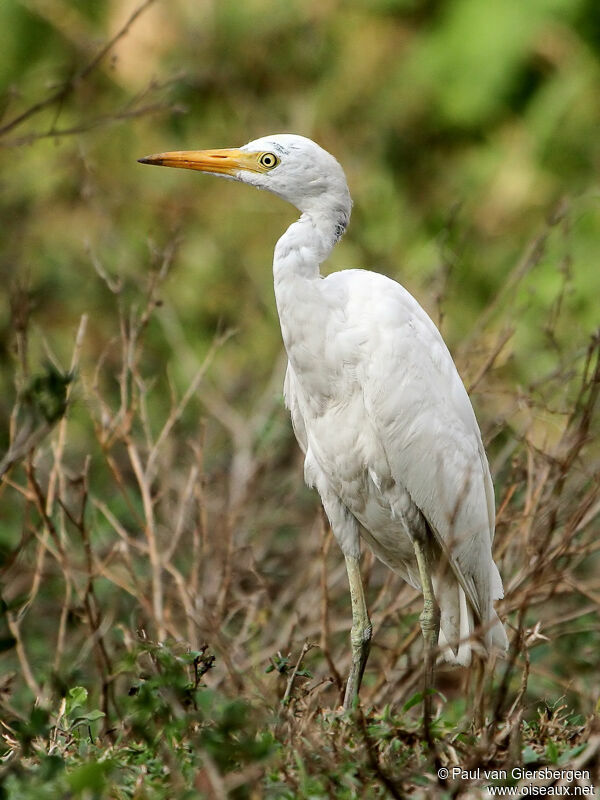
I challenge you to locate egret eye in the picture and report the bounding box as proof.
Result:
[258,152,280,170]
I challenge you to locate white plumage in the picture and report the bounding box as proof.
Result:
[139,134,508,709]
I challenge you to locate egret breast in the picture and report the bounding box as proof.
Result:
[288,368,423,580]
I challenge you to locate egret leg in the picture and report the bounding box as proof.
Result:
[342,554,372,710]
[413,537,441,732]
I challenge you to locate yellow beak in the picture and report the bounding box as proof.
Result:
[138,148,261,176]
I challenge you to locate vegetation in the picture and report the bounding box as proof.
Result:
[1,0,599,796]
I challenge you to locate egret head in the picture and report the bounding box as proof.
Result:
[139,133,352,231]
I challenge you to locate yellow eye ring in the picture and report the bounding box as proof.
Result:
[258,152,280,170]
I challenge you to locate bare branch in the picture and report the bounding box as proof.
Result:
[0,0,158,139]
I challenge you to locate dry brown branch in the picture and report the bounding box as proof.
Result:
[0,0,158,140]
[2,101,183,148]
[282,640,315,705]
[461,198,570,352]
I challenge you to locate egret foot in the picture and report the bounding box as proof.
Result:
[342,554,372,710]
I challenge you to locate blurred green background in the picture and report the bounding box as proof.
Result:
[2,0,599,428]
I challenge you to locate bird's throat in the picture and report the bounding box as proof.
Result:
[273,212,339,283]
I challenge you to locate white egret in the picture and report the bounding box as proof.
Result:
[139,134,508,710]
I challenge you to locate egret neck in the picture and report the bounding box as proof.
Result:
[273,202,351,361]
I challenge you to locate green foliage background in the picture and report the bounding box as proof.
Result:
[2,0,599,409]
[1,0,599,797]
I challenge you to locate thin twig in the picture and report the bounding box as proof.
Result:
[0,0,158,139]
[282,641,315,705]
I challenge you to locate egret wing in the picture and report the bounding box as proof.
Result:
[323,269,503,623]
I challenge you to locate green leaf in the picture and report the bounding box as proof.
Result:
[21,365,72,424]
[67,760,112,793]
[70,710,105,728]
[66,686,88,716]
[82,709,105,722]
[39,754,66,780]
[403,692,423,712]
[522,745,540,765]
[546,739,559,764]
[558,743,587,765]
[402,688,442,713]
